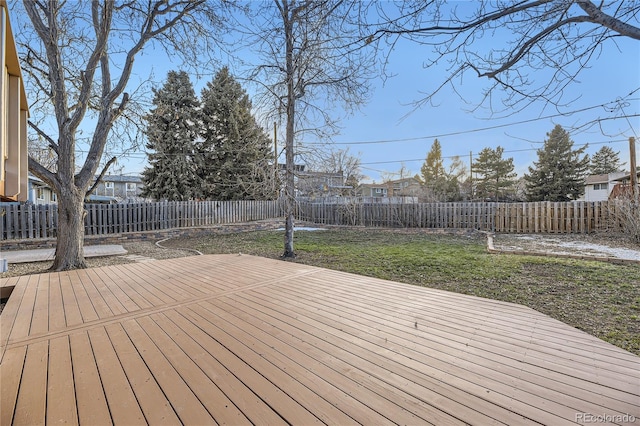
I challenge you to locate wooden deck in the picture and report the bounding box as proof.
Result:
[1,254,638,425]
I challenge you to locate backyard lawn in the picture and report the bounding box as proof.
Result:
[164,228,640,356]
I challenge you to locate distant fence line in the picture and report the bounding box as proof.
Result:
[295,200,626,234]
[0,199,629,241]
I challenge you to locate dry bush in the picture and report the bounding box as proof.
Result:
[608,193,640,243]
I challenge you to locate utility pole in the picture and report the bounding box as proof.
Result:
[630,137,637,197]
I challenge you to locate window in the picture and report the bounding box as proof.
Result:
[375,188,382,193]
[126,182,136,192]
[593,183,608,191]
[36,188,45,200]
[105,181,114,189]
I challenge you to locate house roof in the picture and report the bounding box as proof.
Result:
[98,175,143,183]
[584,174,609,184]
[358,183,386,189]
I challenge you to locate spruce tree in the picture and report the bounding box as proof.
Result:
[524,124,590,201]
[199,67,275,200]
[472,146,517,201]
[589,146,624,175]
[142,71,200,201]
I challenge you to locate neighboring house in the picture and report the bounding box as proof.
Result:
[0,1,29,202]
[277,164,351,197]
[296,170,349,197]
[580,172,627,201]
[358,178,422,198]
[358,183,388,198]
[388,177,422,197]
[92,174,145,202]
[28,175,57,204]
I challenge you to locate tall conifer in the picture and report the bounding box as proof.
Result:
[589,146,624,175]
[142,71,200,201]
[472,146,517,201]
[524,125,590,201]
[199,67,275,200]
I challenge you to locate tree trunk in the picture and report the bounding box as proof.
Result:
[51,187,87,270]
[282,1,296,259]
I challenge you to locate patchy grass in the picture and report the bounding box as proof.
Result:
[165,228,640,355]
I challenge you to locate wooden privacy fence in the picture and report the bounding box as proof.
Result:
[296,200,626,233]
[1,199,631,240]
[1,200,283,240]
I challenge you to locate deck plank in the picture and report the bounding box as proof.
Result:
[120,318,216,425]
[309,271,639,366]
[157,310,287,426]
[69,331,111,424]
[59,272,84,328]
[89,327,146,425]
[69,270,100,323]
[136,314,250,425]
[13,340,48,425]
[0,346,26,425]
[169,308,322,425]
[200,297,466,426]
[0,278,27,357]
[246,281,637,417]
[47,273,67,333]
[105,322,182,424]
[80,269,117,319]
[223,290,548,425]
[46,336,79,425]
[186,303,398,426]
[1,254,638,425]
[6,274,39,343]
[29,273,48,335]
[271,276,640,399]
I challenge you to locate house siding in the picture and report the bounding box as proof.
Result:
[0,1,29,202]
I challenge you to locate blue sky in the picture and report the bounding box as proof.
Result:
[307,35,640,183]
[15,2,635,184]
[120,24,639,184]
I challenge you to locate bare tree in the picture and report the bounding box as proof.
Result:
[312,148,364,195]
[16,0,228,270]
[239,0,374,257]
[365,1,640,116]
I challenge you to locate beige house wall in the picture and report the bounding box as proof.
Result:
[0,0,29,202]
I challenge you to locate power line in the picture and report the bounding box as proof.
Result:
[296,90,640,146]
[358,138,631,166]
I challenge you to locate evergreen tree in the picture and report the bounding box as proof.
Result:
[420,139,448,200]
[199,67,275,200]
[524,124,590,201]
[472,146,517,201]
[142,71,200,201]
[589,146,624,175]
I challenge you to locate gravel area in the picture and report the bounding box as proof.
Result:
[0,241,195,279]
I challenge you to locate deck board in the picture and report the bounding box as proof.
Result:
[1,254,638,425]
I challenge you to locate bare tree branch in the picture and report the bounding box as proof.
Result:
[86,156,117,197]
